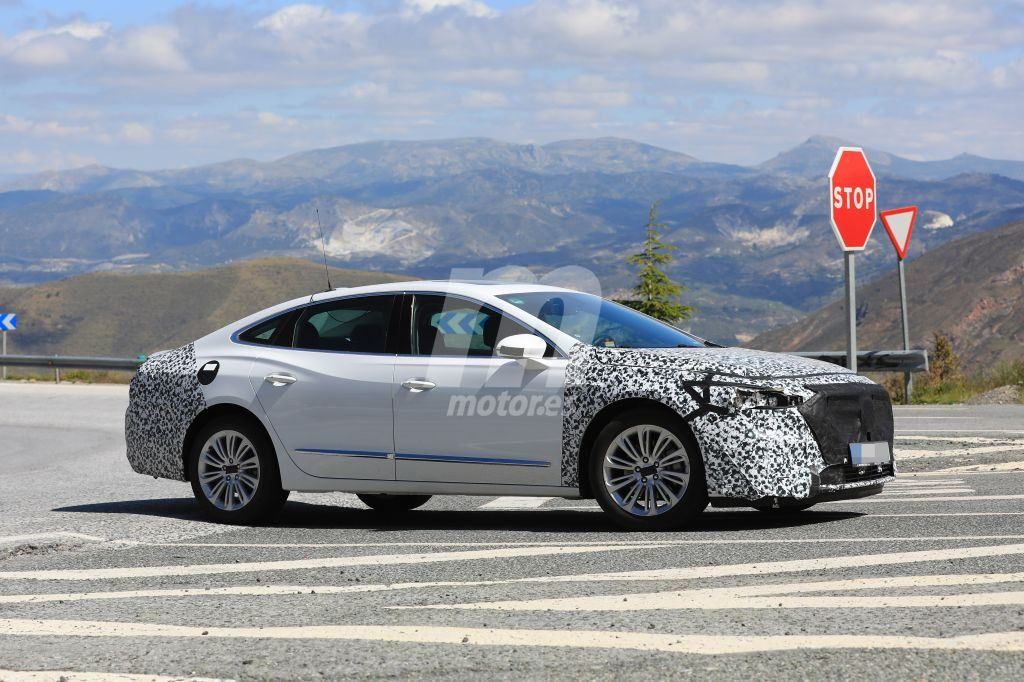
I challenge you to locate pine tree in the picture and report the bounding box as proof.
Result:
[621,202,693,323]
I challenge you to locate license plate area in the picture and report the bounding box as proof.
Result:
[849,442,891,466]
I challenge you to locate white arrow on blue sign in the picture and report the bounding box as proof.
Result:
[0,313,16,331]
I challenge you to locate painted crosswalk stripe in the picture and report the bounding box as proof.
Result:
[880,489,974,493]
[409,572,1024,612]
[2,619,1024,655]
[478,497,554,510]
[0,544,669,582]
[826,494,1024,504]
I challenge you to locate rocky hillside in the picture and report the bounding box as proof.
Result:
[752,220,1024,369]
[3,136,1024,345]
[0,258,411,357]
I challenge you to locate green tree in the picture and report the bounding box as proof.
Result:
[621,202,693,323]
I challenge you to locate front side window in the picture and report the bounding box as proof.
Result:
[498,292,706,349]
[294,295,394,353]
[411,294,536,357]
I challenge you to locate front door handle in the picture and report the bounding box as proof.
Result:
[401,379,436,391]
[265,373,297,387]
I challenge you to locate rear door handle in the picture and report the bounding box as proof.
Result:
[265,373,297,386]
[401,379,436,391]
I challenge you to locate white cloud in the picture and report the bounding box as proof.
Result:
[0,0,1022,170]
[119,122,154,143]
[404,0,498,19]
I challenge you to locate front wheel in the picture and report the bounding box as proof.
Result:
[589,409,708,531]
[188,417,288,524]
[357,494,432,513]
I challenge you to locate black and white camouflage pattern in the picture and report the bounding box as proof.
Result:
[561,345,879,499]
[124,344,206,481]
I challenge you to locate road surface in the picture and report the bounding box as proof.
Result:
[2,383,1024,681]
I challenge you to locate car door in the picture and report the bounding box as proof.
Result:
[249,294,398,480]
[392,293,566,486]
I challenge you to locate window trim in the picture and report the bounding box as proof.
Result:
[402,291,565,359]
[230,290,567,359]
[231,293,400,357]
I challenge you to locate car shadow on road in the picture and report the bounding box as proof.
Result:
[54,498,865,534]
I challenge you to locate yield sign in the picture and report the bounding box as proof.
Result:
[828,147,877,251]
[879,206,918,260]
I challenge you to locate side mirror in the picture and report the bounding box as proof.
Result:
[496,334,547,365]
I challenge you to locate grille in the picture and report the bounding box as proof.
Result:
[798,382,894,467]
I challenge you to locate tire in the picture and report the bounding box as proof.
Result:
[589,408,708,531]
[357,494,432,512]
[188,416,289,524]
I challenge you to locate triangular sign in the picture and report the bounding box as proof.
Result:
[879,206,918,260]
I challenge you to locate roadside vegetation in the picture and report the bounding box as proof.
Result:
[620,202,693,324]
[883,332,1024,404]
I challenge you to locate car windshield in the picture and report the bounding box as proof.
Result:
[498,291,707,349]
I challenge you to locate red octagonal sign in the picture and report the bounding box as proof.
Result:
[828,147,877,251]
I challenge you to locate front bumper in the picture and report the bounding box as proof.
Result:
[701,380,896,504]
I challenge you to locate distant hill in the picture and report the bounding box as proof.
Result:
[759,135,1024,181]
[751,220,1024,369]
[0,258,411,357]
[2,135,1024,345]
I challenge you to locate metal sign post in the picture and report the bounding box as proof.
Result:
[897,258,911,401]
[844,252,857,373]
[828,148,877,372]
[880,206,919,404]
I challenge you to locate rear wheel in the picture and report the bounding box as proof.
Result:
[357,494,432,512]
[589,409,708,531]
[188,417,288,524]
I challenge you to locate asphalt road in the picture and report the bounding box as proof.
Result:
[2,383,1024,681]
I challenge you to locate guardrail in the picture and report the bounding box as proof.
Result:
[790,349,929,373]
[0,354,144,382]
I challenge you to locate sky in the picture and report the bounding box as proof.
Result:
[2,0,1024,175]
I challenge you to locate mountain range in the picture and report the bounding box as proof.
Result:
[753,220,1024,368]
[3,135,1024,345]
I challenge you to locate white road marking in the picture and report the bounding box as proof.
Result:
[871,512,1024,518]
[129,535,1024,549]
[878,489,976,496]
[506,543,1024,585]
[937,461,1024,473]
[898,446,1024,459]
[0,671,228,681]
[826,494,1024,504]
[885,479,965,485]
[897,430,1024,434]
[478,497,554,510]
[411,572,1024,612]
[2,619,1024,655]
[896,436,1024,444]
[0,533,106,546]
[0,544,667,582]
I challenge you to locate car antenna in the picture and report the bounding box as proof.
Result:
[314,206,333,294]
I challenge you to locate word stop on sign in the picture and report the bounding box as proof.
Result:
[832,185,875,210]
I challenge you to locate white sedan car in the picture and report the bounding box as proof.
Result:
[125,280,895,530]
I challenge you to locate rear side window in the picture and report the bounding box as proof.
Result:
[237,311,295,347]
[294,295,395,353]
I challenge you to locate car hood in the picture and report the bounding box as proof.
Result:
[589,346,852,380]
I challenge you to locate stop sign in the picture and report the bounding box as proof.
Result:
[828,147,877,250]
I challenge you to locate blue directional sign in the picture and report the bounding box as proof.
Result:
[0,313,15,331]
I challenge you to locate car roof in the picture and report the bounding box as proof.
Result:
[316,279,585,299]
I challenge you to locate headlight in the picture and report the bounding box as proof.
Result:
[731,389,804,411]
